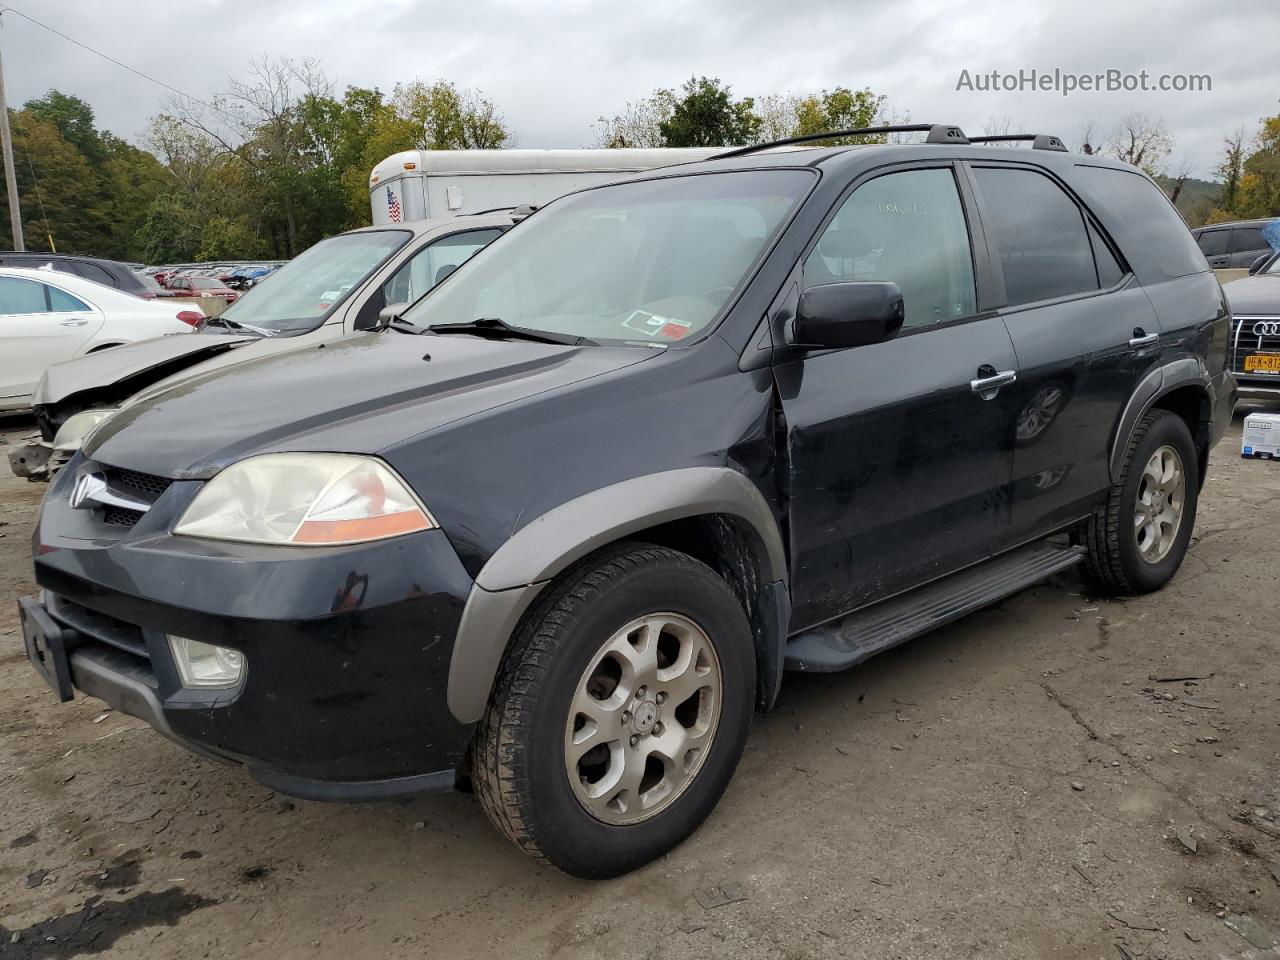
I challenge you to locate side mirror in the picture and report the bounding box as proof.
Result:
[790,281,905,350]
[374,301,411,329]
[1249,254,1272,276]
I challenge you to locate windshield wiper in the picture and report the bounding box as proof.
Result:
[202,315,275,337]
[427,317,597,347]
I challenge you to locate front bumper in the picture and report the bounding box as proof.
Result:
[27,463,480,801]
[1236,376,1280,403]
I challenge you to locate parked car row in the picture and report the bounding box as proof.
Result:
[12,127,1239,880]
[144,261,286,292]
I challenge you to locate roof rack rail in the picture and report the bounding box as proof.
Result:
[968,133,1068,152]
[714,124,970,159]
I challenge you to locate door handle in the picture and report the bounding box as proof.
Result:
[1129,329,1159,349]
[60,318,89,327]
[970,368,1017,399]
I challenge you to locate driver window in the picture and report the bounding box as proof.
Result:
[381,229,503,306]
[804,168,976,328]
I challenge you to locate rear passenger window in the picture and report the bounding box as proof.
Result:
[1230,228,1266,254]
[1088,222,1126,288]
[0,276,50,314]
[973,168,1097,307]
[1196,231,1228,256]
[803,167,976,328]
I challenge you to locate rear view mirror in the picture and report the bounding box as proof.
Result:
[1249,253,1273,276]
[790,281,905,350]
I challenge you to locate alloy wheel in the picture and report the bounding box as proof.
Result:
[1134,443,1185,564]
[564,613,722,825]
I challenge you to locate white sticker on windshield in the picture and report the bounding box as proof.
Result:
[622,310,691,340]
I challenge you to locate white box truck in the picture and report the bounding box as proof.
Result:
[368,148,722,225]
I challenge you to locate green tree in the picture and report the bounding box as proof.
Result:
[0,111,109,254]
[23,90,105,163]
[659,77,759,147]
[795,87,889,143]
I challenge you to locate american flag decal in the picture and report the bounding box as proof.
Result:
[386,187,402,223]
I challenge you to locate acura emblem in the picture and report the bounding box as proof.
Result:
[1254,320,1280,338]
[69,471,107,510]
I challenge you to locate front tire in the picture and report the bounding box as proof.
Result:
[1082,409,1199,594]
[474,543,754,878]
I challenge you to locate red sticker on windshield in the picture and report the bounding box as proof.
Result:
[658,322,690,340]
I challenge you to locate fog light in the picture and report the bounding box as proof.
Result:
[168,636,246,688]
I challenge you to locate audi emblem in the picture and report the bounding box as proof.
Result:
[1254,320,1280,338]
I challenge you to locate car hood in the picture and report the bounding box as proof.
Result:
[35,331,259,406]
[85,331,655,478]
[1223,274,1280,316]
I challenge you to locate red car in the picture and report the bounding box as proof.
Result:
[164,275,239,303]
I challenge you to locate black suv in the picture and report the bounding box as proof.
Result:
[0,252,155,298]
[19,125,1234,879]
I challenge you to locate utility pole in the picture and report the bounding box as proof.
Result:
[0,17,23,251]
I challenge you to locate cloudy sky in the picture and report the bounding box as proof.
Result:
[6,0,1277,178]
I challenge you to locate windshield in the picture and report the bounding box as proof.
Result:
[217,230,410,334]
[190,277,224,289]
[403,170,812,345]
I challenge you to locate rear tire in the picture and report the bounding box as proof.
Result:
[473,543,754,879]
[1082,410,1199,594]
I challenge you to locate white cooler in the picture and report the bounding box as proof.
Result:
[1243,412,1280,459]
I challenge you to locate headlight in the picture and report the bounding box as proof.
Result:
[52,408,117,452]
[168,636,246,688]
[173,453,436,546]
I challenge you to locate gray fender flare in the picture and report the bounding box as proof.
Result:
[447,467,787,723]
[1109,357,1213,482]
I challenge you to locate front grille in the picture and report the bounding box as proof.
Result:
[1233,316,1280,376]
[103,506,146,527]
[103,466,174,501]
[47,594,152,666]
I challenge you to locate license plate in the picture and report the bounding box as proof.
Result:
[1245,354,1280,373]
[18,597,74,702]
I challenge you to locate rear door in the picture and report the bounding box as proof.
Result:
[966,163,1162,539]
[1229,226,1268,268]
[0,277,102,401]
[776,163,1021,631]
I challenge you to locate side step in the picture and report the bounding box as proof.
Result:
[784,542,1085,672]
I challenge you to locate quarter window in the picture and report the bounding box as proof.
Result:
[803,168,976,328]
[973,167,1098,307]
[0,276,50,314]
[48,286,90,312]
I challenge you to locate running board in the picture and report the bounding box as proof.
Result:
[784,543,1086,672]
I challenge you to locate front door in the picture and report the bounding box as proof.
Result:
[776,165,1020,632]
[0,276,100,402]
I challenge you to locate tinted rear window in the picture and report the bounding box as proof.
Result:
[1072,165,1207,279]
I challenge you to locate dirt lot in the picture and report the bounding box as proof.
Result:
[1,409,1279,960]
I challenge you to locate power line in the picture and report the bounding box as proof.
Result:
[0,4,217,111]
[16,126,53,250]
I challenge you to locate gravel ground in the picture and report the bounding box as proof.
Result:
[1,408,1278,960]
